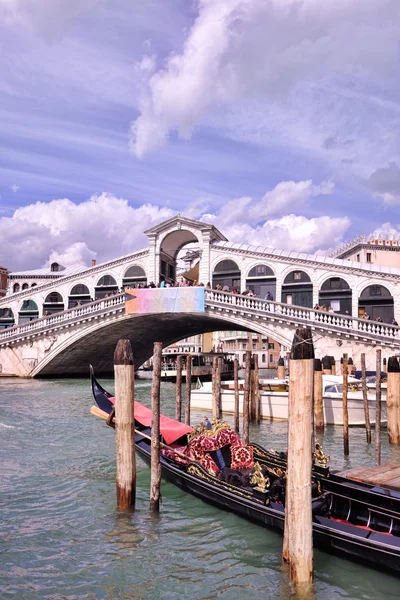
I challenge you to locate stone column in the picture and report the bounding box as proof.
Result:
[199,231,211,285]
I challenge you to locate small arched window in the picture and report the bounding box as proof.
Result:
[22,283,29,290]
[97,275,117,287]
[13,283,20,293]
[51,262,60,272]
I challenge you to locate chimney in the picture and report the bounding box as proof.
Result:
[91,259,96,267]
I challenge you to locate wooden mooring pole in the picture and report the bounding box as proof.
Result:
[322,355,331,375]
[376,349,382,466]
[184,354,192,426]
[314,358,324,433]
[387,356,400,445]
[282,327,314,590]
[330,356,336,376]
[361,353,371,444]
[277,356,285,379]
[150,342,162,512]
[216,356,222,418]
[342,353,349,456]
[175,355,182,422]
[233,358,239,433]
[212,355,218,420]
[243,350,251,445]
[114,339,136,510]
[250,354,256,422]
[254,354,261,425]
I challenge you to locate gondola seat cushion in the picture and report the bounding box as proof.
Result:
[230,444,254,469]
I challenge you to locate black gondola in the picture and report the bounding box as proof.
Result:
[90,367,400,576]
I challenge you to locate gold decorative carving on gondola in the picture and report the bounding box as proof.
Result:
[313,443,330,466]
[249,462,270,492]
[186,463,259,500]
[188,418,232,441]
[266,466,285,479]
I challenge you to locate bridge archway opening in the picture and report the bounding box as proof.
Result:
[0,307,14,329]
[358,285,394,322]
[123,265,147,289]
[18,299,39,324]
[43,292,65,315]
[95,275,118,299]
[212,259,240,291]
[160,229,200,285]
[68,284,91,308]
[13,283,20,293]
[319,277,352,315]
[22,283,29,290]
[246,264,276,299]
[282,270,312,307]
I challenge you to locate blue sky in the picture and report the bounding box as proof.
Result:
[1,0,400,271]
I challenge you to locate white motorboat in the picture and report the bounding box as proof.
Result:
[190,374,386,426]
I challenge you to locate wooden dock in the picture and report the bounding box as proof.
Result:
[336,463,400,491]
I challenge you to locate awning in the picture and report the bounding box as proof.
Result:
[108,397,193,445]
[182,262,199,282]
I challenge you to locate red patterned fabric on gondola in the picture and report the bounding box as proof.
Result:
[184,427,254,473]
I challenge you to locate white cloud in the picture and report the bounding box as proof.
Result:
[367,162,400,205]
[130,0,400,158]
[1,193,174,271]
[203,212,350,254]
[253,179,334,220]
[196,178,348,252]
[201,178,334,225]
[10,184,20,193]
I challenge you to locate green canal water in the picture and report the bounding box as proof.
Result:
[1,376,400,599]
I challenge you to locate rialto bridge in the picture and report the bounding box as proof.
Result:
[1,215,400,376]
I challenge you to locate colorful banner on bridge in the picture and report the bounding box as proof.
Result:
[125,287,205,314]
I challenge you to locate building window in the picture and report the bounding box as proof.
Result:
[370,285,381,296]
[262,354,266,363]
[294,272,302,280]
[366,253,372,263]
[51,262,60,272]
[356,254,360,262]
[13,283,20,293]
[22,283,29,290]
[269,354,274,363]
[268,342,274,349]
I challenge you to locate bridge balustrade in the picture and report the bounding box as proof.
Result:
[204,290,400,340]
[0,293,125,342]
[0,289,398,347]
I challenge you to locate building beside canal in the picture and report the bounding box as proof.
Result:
[0,266,7,298]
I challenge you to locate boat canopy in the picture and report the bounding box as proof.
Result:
[108,397,193,445]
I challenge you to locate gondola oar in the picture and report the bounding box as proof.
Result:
[90,405,191,462]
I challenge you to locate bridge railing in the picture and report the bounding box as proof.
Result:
[0,293,125,342]
[1,288,399,345]
[204,290,400,339]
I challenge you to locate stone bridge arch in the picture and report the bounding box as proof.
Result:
[30,309,293,377]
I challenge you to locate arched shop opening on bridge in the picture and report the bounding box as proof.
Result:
[212,260,241,290]
[43,292,64,315]
[122,266,147,289]
[319,277,352,314]
[95,275,118,299]
[18,299,39,324]
[358,285,394,322]
[281,270,312,308]
[68,284,91,308]
[246,264,276,299]
[0,307,14,329]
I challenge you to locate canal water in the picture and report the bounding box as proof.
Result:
[1,376,400,599]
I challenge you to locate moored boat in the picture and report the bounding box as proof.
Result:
[190,374,386,426]
[136,351,235,382]
[90,368,400,575]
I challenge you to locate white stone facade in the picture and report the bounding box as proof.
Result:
[1,215,400,328]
